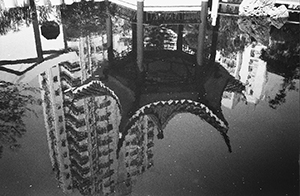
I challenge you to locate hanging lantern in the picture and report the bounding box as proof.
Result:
[41,21,60,40]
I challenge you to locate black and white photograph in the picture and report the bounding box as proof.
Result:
[0,0,299,195]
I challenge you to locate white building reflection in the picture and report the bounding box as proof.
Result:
[218,43,269,108]
[239,44,268,104]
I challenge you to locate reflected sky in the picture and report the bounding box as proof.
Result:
[0,1,299,196]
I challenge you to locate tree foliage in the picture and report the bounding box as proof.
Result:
[0,81,41,158]
[218,16,250,55]
[0,4,59,35]
[60,1,107,39]
[260,24,300,79]
[267,77,299,109]
[0,6,32,35]
[258,23,300,109]
[144,25,176,50]
[183,16,250,58]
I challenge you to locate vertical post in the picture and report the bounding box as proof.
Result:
[132,0,145,113]
[136,0,144,72]
[58,5,68,50]
[132,23,137,57]
[30,0,43,62]
[196,0,208,67]
[62,25,68,50]
[105,0,113,63]
[211,0,219,26]
[176,25,183,51]
[209,16,219,64]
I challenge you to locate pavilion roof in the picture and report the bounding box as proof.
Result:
[110,0,202,11]
[0,0,101,9]
[1,0,299,11]
[0,0,203,11]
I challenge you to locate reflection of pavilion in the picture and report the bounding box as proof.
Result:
[0,0,207,69]
[0,0,248,195]
[1,0,298,75]
[35,53,241,195]
[117,97,231,193]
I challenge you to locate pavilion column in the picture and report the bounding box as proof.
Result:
[106,0,114,63]
[62,24,68,50]
[209,16,220,63]
[58,5,68,50]
[132,23,137,57]
[30,0,43,62]
[136,0,144,72]
[196,0,208,67]
[176,25,183,51]
[211,0,220,26]
[132,0,145,111]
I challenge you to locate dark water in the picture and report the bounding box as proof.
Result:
[0,2,299,196]
[1,74,298,196]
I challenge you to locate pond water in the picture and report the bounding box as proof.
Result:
[0,2,299,196]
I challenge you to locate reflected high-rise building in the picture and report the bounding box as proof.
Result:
[39,45,122,195]
[116,98,232,194]
[216,50,244,109]
[0,2,252,195]
[116,115,156,194]
[218,43,268,108]
[239,44,268,104]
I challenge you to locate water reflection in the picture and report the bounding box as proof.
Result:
[0,81,40,158]
[36,56,244,195]
[0,0,299,196]
[40,60,121,195]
